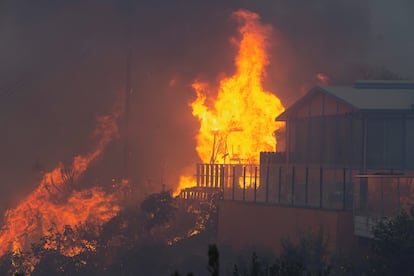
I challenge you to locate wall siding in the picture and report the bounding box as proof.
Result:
[217,200,355,255]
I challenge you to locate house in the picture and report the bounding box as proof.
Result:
[277,80,414,171]
[217,80,414,252]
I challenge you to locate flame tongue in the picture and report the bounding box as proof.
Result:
[192,9,284,165]
[176,9,285,193]
[0,103,123,257]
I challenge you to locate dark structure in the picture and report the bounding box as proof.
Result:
[216,81,414,251]
[278,80,414,171]
[272,81,414,235]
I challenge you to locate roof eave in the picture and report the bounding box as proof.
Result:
[275,86,320,121]
[275,86,359,121]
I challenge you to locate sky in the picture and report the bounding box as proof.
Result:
[0,0,413,209]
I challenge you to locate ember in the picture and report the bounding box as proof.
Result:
[316,72,329,85]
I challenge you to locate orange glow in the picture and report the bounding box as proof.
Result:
[174,176,196,197]
[176,10,284,193]
[316,73,329,85]
[0,101,123,260]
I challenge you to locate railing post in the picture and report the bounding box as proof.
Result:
[232,166,235,200]
[200,164,204,187]
[305,167,309,206]
[397,177,401,213]
[291,166,295,205]
[278,166,282,203]
[243,166,246,201]
[250,165,253,191]
[380,177,384,216]
[205,164,210,187]
[220,165,225,189]
[343,168,346,210]
[254,166,257,202]
[215,164,219,188]
[319,167,323,208]
[265,164,269,203]
[349,168,354,210]
[210,164,215,188]
[360,176,368,214]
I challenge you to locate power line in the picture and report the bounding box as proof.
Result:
[123,0,135,180]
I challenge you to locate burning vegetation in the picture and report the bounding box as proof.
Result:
[0,8,287,276]
[176,10,285,193]
[0,100,123,274]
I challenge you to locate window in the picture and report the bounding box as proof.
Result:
[366,117,403,170]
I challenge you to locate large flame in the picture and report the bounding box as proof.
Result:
[176,10,284,193]
[0,101,123,258]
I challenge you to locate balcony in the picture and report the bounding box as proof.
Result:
[353,174,414,238]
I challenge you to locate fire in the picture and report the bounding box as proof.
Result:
[176,10,284,193]
[175,175,196,196]
[0,101,123,260]
[316,73,329,85]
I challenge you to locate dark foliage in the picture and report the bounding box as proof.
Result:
[0,251,31,276]
[208,244,219,276]
[0,191,218,275]
[369,206,414,276]
[140,190,177,236]
[232,229,330,276]
[100,203,144,247]
[171,270,195,276]
[31,224,100,275]
[278,228,330,275]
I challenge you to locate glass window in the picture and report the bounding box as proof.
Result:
[366,117,403,170]
[309,117,321,163]
[294,119,307,163]
[384,119,403,169]
[366,119,385,169]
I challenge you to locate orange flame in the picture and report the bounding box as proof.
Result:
[176,10,285,194]
[316,73,329,85]
[0,101,123,258]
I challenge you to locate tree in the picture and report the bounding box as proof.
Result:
[0,250,33,276]
[369,206,414,275]
[208,244,219,276]
[30,224,100,275]
[276,227,330,275]
[231,228,331,276]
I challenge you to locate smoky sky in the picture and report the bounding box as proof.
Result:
[0,0,413,209]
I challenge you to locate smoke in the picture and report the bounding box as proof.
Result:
[367,0,414,78]
[0,0,413,209]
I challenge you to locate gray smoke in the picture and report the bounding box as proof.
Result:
[0,0,413,210]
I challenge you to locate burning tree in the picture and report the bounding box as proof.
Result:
[0,99,124,274]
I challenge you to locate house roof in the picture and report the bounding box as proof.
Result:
[276,80,414,121]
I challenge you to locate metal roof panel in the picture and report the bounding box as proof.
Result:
[323,86,414,110]
[276,81,414,121]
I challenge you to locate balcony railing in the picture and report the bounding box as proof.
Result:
[189,163,354,211]
[185,164,414,217]
[353,174,414,217]
[352,174,414,238]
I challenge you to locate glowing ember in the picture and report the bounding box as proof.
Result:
[316,72,329,85]
[176,10,284,193]
[0,101,123,259]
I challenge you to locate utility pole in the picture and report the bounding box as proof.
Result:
[123,48,132,180]
[123,0,134,181]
